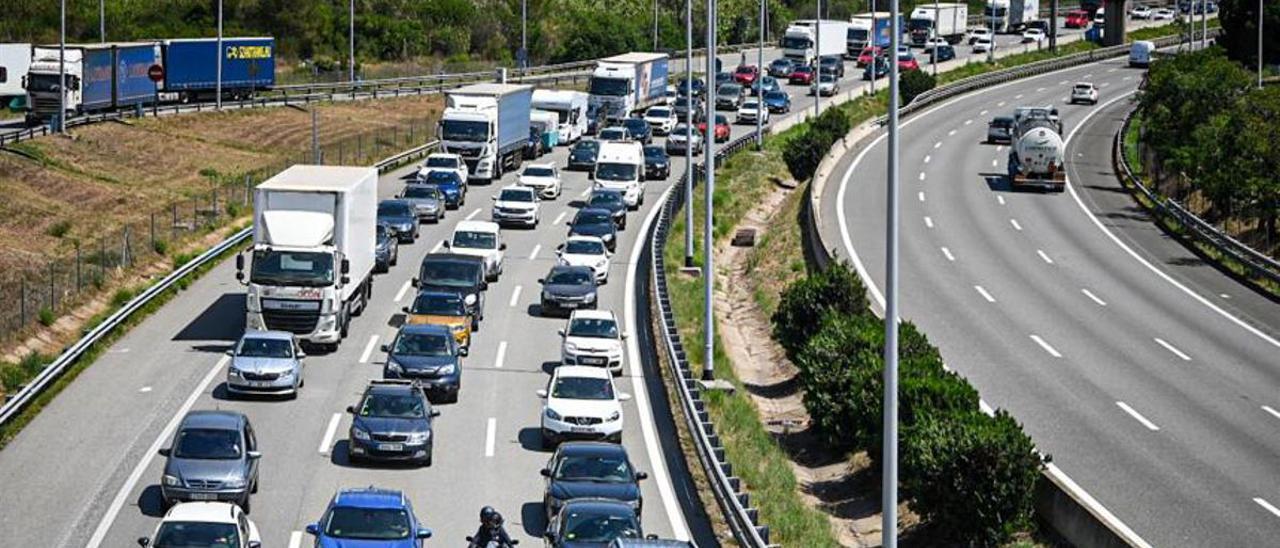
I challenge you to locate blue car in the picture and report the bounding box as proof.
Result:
[761,90,791,113]
[306,487,432,547]
[384,319,464,403]
[419,171,467,209]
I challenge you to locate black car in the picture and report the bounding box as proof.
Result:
[542,442,648,522]
[382,322,463,402]
[377,199,418,243]
[714,71,734,86]
[987,116,1016,143]
[672,96,701,123]
[569,208,619,252]
[526,126,545,159]
[415,253,487,325]
[675,77,705,98]
[768,57,796,78]
[587,189,628,230]
[569,139,601,171]
[929,44,956,64]
[539,265,599,316]
[642,145,669,181]
[374,224,399,273]
[544,498,643,548]
[346,379,440,466]
[818,55,845,78]
[621,118,652,145]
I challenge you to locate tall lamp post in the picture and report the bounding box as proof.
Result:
[756,0,764,149]
[349,0,356,81]
[814,0,822,117]
[1260,0,1265,88]
[522,0,528,69]
[932,0,939,77]
[702,0,717,381]
[216,0,223,110]
[883,0,903,543]
[59,0,66,133]
[100,0,106,42]
[685,0,695,267]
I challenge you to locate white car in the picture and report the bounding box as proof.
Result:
[557,235,612,283]
[665,123,704,155]
[923,37,949,52]
[644,106,677,135]
[1070,82,1099,104]
[491,185,540,228]
[1022,28,1046,43]
[559,310,626,375]
[518,162,562,199]
[736,99,770,125]
[538,365,629,446]
[664,85,678,105]
[1151,7,1176,20]
[416,153,468,183]
[444,220,506,281]
[1130,5,1152,18]
[139,502,262,548]
[1094,9,1106,25]
[968,27,992,45]
[972,36,994,53]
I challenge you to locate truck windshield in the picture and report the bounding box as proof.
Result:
[908,18,934,32]
[26,73,69,92]
[589,77,629,97]
[781,36,812,49]
[848,28,869,41]
[441,119,489,142]
[251,249,334,287]
[595,163,637,182]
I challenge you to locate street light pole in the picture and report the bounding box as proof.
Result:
[1260,0,1265,88]
[870,0,877,95]
[756,0,763,149]
[59,0,65,133]
[932,0,939,77]
[702,0,717,382]
[1202,0,1208,48]
[100,0,105,43]
[883,0,902,544]
[522,0,528,68]
[655,0,660,51]
[216,0,223,110]
[815,0,821,117]
[685,0,695,267]
[349,0,355,81]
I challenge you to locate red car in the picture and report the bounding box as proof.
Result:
[896,52,920,72]
[733,65,760,85]
[697,114,731,143]
[1064,9,1090,28]
[788,65,815,85]
[856,46,884,67]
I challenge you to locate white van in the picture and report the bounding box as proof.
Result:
[444,220,506,281]
[1129,40,1155,68]
[593,141,645,209]
[531,89,589,144]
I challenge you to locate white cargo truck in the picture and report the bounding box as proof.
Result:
[985,0,1041,33]
[909,4,969,46]
[0,43,31,100]
[782,20,849,65]
[238,165,378,349]
[440,83,534,184]
[588,52,670,118]
[531,89,589,144]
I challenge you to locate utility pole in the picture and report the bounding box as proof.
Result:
[702,0,717,382]
[870,0,877,95]
[756,0,763,149]
[100,0,105,43]
[59,0,65,134]
[989,1,995,62]
[685,0,695,267]
[1202,0,1208,48]
[932,0,939,77]
[1050,0,1059,53]
[883,0,902,544]
[216,0,223,110]
[522,0,528,68]
[815,0,821,117]
[349,0,356,81]
[1261,0,1265,88]
[655,0,661,51]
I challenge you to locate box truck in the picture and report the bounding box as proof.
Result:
[237,165,378,349]
[0,43,31,101]
[909,4,969,46]
[847,13,902,56]
[160,37,275,101]
[531,89,589,144]
[440,83,533,183]
[985,0,1041,33]
[25,42,159,124]
[782,20,849,65]
[588,52,669,117]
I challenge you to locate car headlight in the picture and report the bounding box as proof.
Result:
[602,233,614,242]
[387,360,403,374]
[583,292,596,303]
[222,477,247,489]
[407,431,431,444]
[545,407,562,421]
[436,363,456,375]
[563,342,578,353]
[557,257,570,267]
[542,291,554,301]
[607,411,621,422]
[595,259,608,270]
[451,324,467,333]
[163,474,181,487]
[227,368,242,378]
[278,369,295,379]
[465,293,477,306]
[351,427,371,441]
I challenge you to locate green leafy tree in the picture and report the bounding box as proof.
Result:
[1215,0,1279,70]
[770,261,867,357]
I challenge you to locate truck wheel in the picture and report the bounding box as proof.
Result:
[340,304,350,338]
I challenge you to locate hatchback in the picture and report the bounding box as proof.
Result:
[542,442,648,522]
[160,411,260,512]
[383,323,463,402]
[306,487,432,547]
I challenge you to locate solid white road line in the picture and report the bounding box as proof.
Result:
[974,285,996,303]
[1154,338,1192,361]
[917,191,925,202]
[1261,405,1280,421]
[465,208,481,220]
[431,240,444,253]
[1045,463,1156,548]
[494,341,508,369]
[1116,401,1161,431]
[1082,288,1108,306]
[996,195,1006,205]
[553,211,567,225]
[529,244,542,260]
[359,335,380,364]
[1010,219,1023,231]
[319,413,342,454]
[924,216,934,229]
[940,247,955,262]
[86,356,230,548]
[288,531,303,548]
[485,418,497,457]
[394,280,412,302]
[1255,498,1280,519]
[509,285,523,307]
[1029,334,1063,358]
[1037,249,1054,264]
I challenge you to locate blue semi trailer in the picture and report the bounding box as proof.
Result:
[25,42,159,124]
[161,37,275,101]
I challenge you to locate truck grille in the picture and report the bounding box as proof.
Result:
[32,97,62,114]
[262,309,320,335]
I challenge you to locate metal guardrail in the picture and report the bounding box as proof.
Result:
[1113,109,1280,286]
[0,139,439,427]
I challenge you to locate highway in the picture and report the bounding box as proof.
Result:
[820,55,1280,546]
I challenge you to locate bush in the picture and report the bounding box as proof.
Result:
[0,364,25,392]
[811,106,852,143]
[152,239,169,256]
[901,410,1043,545]
[111,288,136,307]
[771,261,868,358]
[37,307,55,327]
[780,107,853,182]
[45,220,71,238]
[900,69,937,104]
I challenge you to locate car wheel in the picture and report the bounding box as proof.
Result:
[541,429,555,449]
[339,304,350,338]
[251,477,259,494]
[390,248,398,266]
[240,495,251,514]
[424,444,433,467]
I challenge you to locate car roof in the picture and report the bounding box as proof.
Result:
[365,380,422,397]
[550,265,596,276]
[501,184,537,193]
[427,152,461,159]
[569,309,616,321]
[556,365,613,379]
[163,502,242,524]
[590,188,624,198]
[240,329,294,342]
[398,322,454,337]
[380,198,412,207]
[561,497,635,514]
[578,207,614,217]
[558,440,629,458]
[454,220,500,233]
[525,162,557,170]
[565,234,608,246]
[181,410,245,430]
[423,252,484,265]
[333,487,410,509]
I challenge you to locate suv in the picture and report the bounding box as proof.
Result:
[541,442,648,522]
[443,220,506,281]
[225,330,305,398]
[138,502,261,548]
[306,487,433,546]
[545,498,643,547]
[415,253,487,326]
[346,380,441,466]
[621,117,654,145]
[519,162,563,199]
[492,185,541,228]
[1070,82,1099,104]
[417,152,468,183]
[383,323,462,402]
[538,366,629,446]
[560,309,626,374]
[402,289,474,352]
[159,411,261,512]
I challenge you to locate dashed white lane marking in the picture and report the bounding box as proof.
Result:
[1082,288,1108,306]
[1154,338,1192,361]
[1255,498,1280,519]
[1010,219,1023,231]
[319,413,342,454]
[998,100,1007,106]
[974,285,996,303]
[288,531,303,548]
[1015,93,1024,99]
[996,145,1004,152]
[948,129,957,136]
[924,155,931,163]
[1037,249,1054,264]
[1123,76,1132,81]
[1116,401,1161,431]
[580,186,593,197]
[997,195,1006,205]
[1108,67,1118,73]
[1036,87,1046,92]
[919,172,926,181]
[553,211,568,225]
[917,191,925,202]
[465,208,482,220]
[1100,82,1111,87]
[940,247,955,262]
[394,280,412,302]
[509,285,523,307]
[494,341,508,369]
[1059,79,1069,85]
[934,141,942,148]
[138,386,152,393]
[359,335,380,364]
[529,244,542,260]
[1220,293,1231,299]
[485,417,497,457]
[924,216,934,228]
[431,240,444,253]
[964,119,973,125]
[1083,73,1093,78]
[1261,405,1280,421]
[980,110,989,115]
[1030,334,1063,358]
[992,158,998,167]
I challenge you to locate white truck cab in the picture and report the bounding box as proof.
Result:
[593,141,645,210]
[444,220,506,281]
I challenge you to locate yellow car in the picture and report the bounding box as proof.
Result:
[402,290,473,354]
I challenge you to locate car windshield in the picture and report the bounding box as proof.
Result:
[565,239,607,255]
[600,128,627,140]
[393,331,453,356]
[765,91,787,101]
[323,507,412,540]
[410,292,466,316]
[736,66,755,74]
[425,156,458,168]
[555,454,633,482]
[420,261,478,288]
[423,171,461,186]
[154,522,241,548]
[644,147,665,160]
[794,65,812,74]
[576,210,614,225]
[250,249,334,287]
[771,59,791,69]
[717,84,741,95]
[781,36,812,49]
[568,318,619,338]
[589,76,629,97]
[359,393,426,418]
[378,202,413,217]
[992,118,1013,127]
[713,114,728,125]
[173,428,242,460]
[819,74,836,83]
[573,140,599,152]
[742,101,760,110]
[441,119,488,142]
[595,163,637,182]
[623,119,648,133]
[452,231,497,249]
[237,337,292,358]
[549,269,594,285]
[648,108,670,118]
[552,376,614,400]
[524,166,556,177]
[560,509,640,542]
[500,189,535,202]
[402,186,439,199]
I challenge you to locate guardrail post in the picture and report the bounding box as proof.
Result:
[75,241,81,292]
[19,278,25,327]
[48,262,55,311]
[150,213,156,254]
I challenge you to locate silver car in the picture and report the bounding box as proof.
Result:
[226,330,305,397]
[160,411,261,512]
[398,184,445,223]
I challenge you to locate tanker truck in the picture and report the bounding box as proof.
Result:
[1007,106,1065,192]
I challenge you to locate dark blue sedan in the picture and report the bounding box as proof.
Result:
[382,322,462,403]
[762,90,791,113]
[542,442,648,522]
[419,171,467,209]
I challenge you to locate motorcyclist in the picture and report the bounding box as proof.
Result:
[467,506,517,547]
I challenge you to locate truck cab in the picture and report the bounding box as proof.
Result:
[440,83,533,184]
[593,142,645,210]
[24,46,88,125]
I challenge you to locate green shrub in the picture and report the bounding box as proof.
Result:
[781,126,826,182]
[37,307,55,327]
[18,353,46,377]
[152,239,169,256]
[111,288,136,307]
[225,201,242,218]
[0,364,25,392]
[770,261,868,358]
[901,69,937,104]
[45,220,71,238]
[901,410,1043,545]
[811,106,852,144]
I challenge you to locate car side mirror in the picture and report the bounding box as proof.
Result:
[621,332,629,340]
[636,471,649,480]
[646,534,659,540]
[430,409,441,417]
[235,271,244,283]
[411,277,419,287]
[491,195,497,201]
[479,280,489,290]
[442,240,451,248]
[296,350,306,358]
[537,278,545,284]
[401,306,410,314]
[346,405,356,414]
[158,448,171,457]
[247,450,262,460]
[557,329,566,337]
[540,468,551,477]
[510,540,520,546]
[381,344,391,352]
[618,393,632,402]
[305,524,320,536]
[341,258,350,274]
[341,275,350,285]
[536,389,548,398]
[137,538,151,547]
[235,254,244,271]
[500,243,507,251]
[416,528,433,539]
[224,349,234,356]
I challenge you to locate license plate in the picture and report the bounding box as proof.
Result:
[377,443,404,452]
[562,302,579,309]
[582,357,606,365]
[570,427,595,433]
[190,493,218,501]
[251,381,273,388]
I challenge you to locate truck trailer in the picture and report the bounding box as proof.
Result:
[440,83,533,183]
[0,43,31,101]
[239,165,378,349]
[25,42,159,124]
[985,0,1041,33]
[588,52,669,117]
[1007,106,1066,192]
[908,4,969,46]
[782,20,848,65]
[160,37,275,101]
[847,13,902,56]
